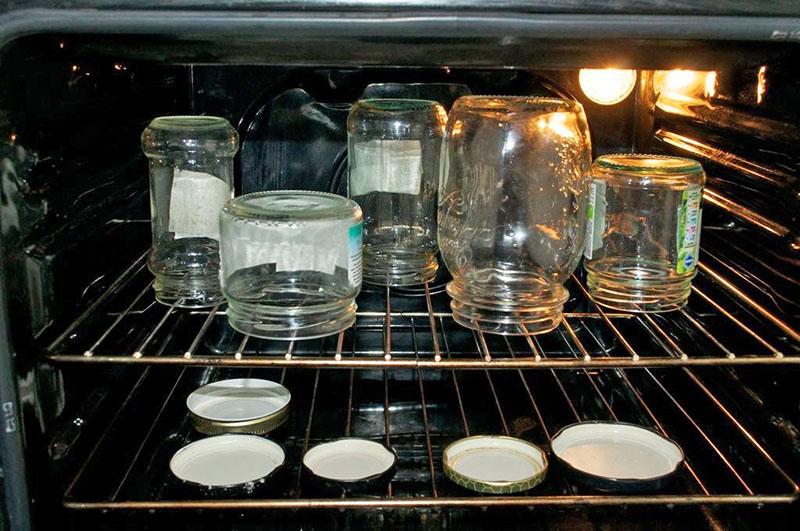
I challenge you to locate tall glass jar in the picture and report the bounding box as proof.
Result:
[347,99,447,286]
[439,97,592,335]
[142,116,238,307]
[220,191,363,340]
[584,154,706,312]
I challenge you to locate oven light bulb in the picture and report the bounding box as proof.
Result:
[579,69,637,105]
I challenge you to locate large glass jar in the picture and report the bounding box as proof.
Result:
[438,97,592,335]
[347,99,447,286]
[584,154,706,312]
[220,191,363,340]
[141,116,238,307]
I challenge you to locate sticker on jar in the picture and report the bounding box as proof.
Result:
[229,218,353,280]
[583,179,607,260]
[676,186,703,274]
[350,140,423,196]
[169,168,230,240]
[348,221,363,286]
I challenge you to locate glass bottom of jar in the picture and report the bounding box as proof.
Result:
[226,297,357,341]
[446,278,569,335]
[363,250,438,287]
[153,271,224,308]
[585,257,695,313]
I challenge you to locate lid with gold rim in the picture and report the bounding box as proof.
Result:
[187,378,291,436]
[442,435,548,494]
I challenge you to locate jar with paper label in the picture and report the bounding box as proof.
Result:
[439,96,592,335]
[220,191,363,340]
[142,116,238,307]
[347,99,447,286]
[583,154,705,312]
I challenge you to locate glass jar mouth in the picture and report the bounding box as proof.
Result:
[595,154,703,176]
[355,99,443,113]
[223,190,361,222]
[453,96,583,116]
[147,115,232,131]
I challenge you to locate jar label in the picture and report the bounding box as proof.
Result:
[583,179,607,260]
[348,221,363,286]
[676,186,703,274]
[169,169,230,240]
[350,140,423,196]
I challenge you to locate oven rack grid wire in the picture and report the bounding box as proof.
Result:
[45,252,800,368]
[58,342,798,510]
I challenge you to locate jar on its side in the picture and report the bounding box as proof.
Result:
[141,115,238,308]
[220,191,363,340]
[583,154,706,313]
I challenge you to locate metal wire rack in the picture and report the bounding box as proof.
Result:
[44,254,800,511]
[45,253,800,369]
[58,355,798,510]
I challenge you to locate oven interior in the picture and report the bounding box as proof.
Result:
[0,31,799,530]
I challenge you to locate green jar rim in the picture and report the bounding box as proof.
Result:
[223,190,362,222]
[147,115,233,131]
[595,154,703,176]
[354,99,443,112]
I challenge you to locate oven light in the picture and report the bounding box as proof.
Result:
[578,69,637,105]
[757,66,767,104]
[704,71,717,98]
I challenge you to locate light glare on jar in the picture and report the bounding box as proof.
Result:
[578,68,637,105]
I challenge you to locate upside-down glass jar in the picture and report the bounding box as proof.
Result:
[438,96,592,335]
[347,99,447,286]
[219,191,363,340]
[583,154,705,312]
[142,116,238,307]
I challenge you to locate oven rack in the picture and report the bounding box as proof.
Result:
[58,361,798,511]
[45,253,799,369]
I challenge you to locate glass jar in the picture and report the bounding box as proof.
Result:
[584,154,706,312]
[347,99,447,286]
[438,97,592,335]
[219,191,363,340]
[142,115,238,307]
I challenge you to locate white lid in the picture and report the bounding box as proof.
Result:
[187,378,291,423]
[551,422,684,480]
[303,438,395,482]
[170,434,285,488]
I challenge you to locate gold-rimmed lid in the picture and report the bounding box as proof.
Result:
[187,378,291,436]
[442,435,548,494]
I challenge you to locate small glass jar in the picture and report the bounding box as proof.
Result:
[220,191,363,340]
[142,116,238,307]
[584,154,706,312]
[439,96,592,335]
[347,99,447,286]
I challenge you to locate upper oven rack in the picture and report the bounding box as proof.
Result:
[44,251,799,369]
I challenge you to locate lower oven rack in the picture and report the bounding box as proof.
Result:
[58,360,798,510]
[45,252,799,369]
